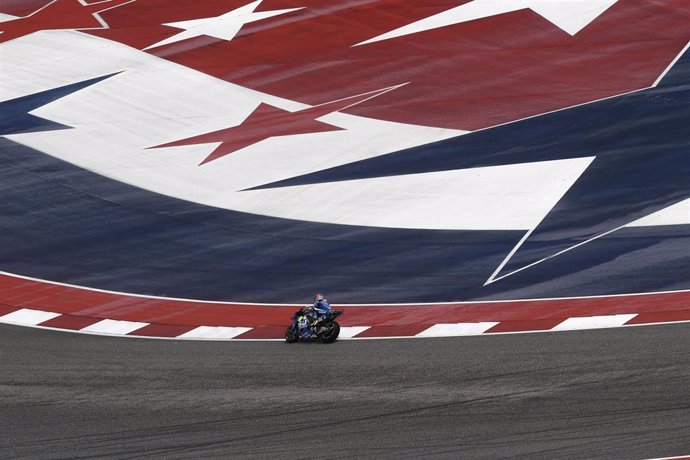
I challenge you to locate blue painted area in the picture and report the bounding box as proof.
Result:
[0,74,117,135]
[0,71,687,303]
[0,139,687,303]
[251,46,690,279]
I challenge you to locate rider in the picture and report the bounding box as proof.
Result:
[312,293,331,315]
[299,293,331,338]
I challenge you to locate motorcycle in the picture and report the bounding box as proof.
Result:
[285,307,343,343]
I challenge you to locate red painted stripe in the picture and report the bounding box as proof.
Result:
[355,325,432,337]
[128,324,197,338]
[0,304,20,317]
[88,0,690,130]
[39,315,101,330]
[626,310,690,325]
[486,319,564,334]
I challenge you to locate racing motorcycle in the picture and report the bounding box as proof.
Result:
[285,307,343,343]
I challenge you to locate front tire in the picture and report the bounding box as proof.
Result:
[285,324,299,343]
[320,321,340,344]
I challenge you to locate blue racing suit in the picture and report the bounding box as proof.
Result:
[313,299,331,315]
[298,300,331,339]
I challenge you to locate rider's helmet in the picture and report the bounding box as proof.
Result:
[314,293,325,302]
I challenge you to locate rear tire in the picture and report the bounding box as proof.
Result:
[285,324,299,343]
[320,321,340,344]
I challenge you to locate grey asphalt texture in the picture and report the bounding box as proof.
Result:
[1,323,689,459]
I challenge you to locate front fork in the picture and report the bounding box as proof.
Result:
[298,316,315,339]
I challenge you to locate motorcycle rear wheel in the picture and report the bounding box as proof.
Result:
[285,324,299,343]
[320,321,340,344]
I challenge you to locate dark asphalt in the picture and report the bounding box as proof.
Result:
[1,323,689,459]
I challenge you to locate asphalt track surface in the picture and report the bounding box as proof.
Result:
[2,323,690,459]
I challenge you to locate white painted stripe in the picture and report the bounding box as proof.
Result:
[177,326,252,340]
[339,326,371,338]
[81,319,149,335]
[416,322,499,337]
[487,217,627,285]
[251,157,593,231]
[552,314,638,331]
[644,454,690,460]
[5,32,467,232]
[0,13,18,22]
[0,308,61,325]
[626,198,690,227]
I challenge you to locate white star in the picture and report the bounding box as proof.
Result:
[355,0,620,46]
[144,0,303,50]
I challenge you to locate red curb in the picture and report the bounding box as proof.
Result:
[1,273,690,340]
[39,314,101,330]
[626,310,690,325]
[0,304,19,317]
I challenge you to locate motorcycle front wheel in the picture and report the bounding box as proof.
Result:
[320,321,340,344]
[285,324,299,343]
